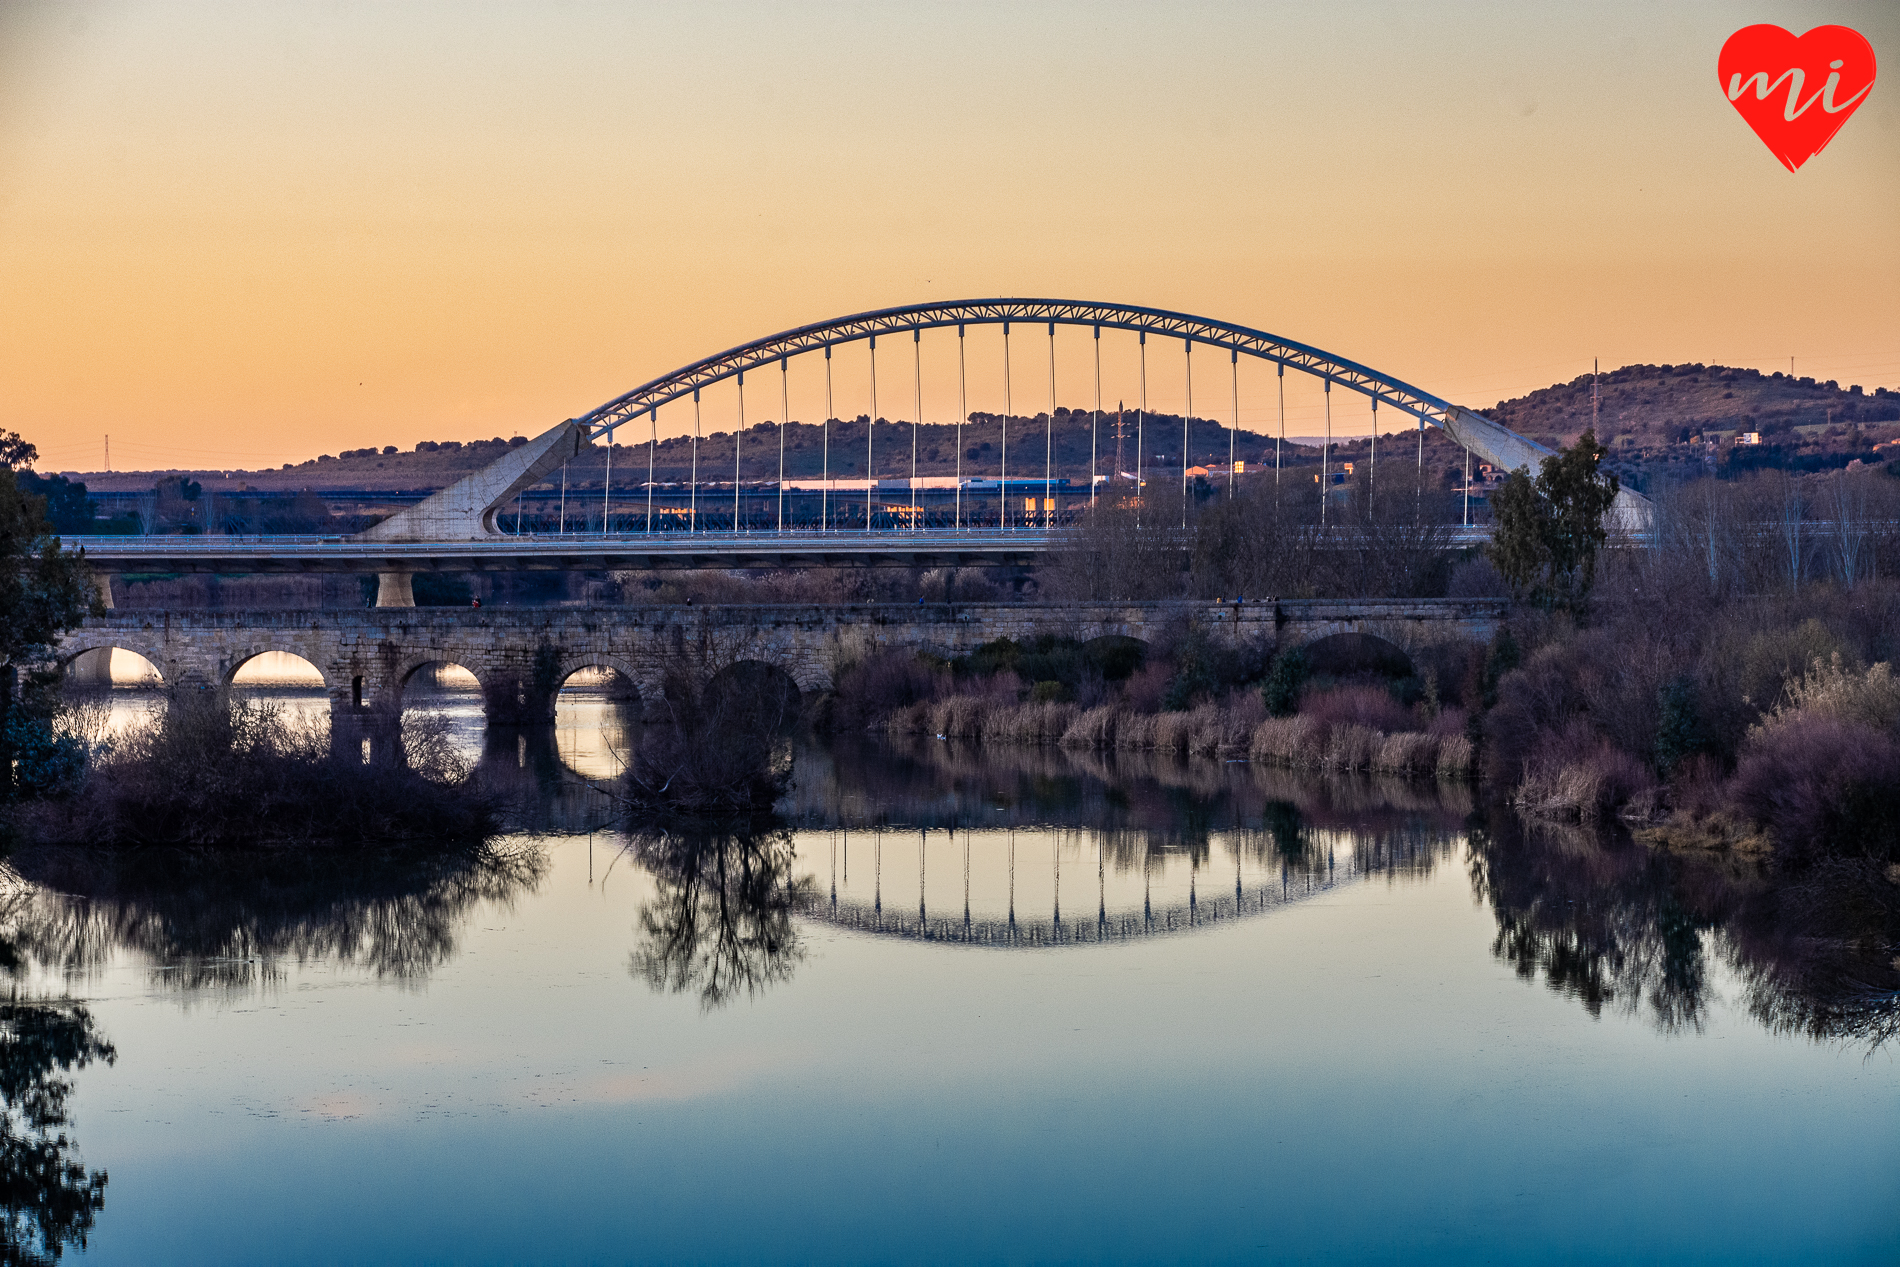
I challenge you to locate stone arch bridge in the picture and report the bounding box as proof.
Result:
[52,598,1504,727]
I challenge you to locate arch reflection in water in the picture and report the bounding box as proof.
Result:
[555,667,640,780]
[399,662,487,768]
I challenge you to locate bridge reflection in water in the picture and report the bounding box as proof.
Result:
[57,671,1471,966]
[779,734,1465,949]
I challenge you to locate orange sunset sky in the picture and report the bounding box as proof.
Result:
[3,0,1896,473]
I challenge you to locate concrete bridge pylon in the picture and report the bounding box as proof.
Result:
[357,420,592,547]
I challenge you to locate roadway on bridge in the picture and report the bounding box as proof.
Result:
[70,525,1494,575]
[72,528,1066,574]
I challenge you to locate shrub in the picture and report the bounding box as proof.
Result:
[1260,647,1309,716]
[829,650,946,729]
[1122,661,1172,713]
[2,713,88,799]
[628,668,796,819]
[1427,706,1469,739]
[1729,715,1900,865]
[1654,675,1708,777]
[1301,684,1416,735]
[1773,656,1900,732]
[12,694,498,847]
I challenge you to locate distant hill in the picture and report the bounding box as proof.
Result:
[57,364,1900,500]
[1485,363,1900,485]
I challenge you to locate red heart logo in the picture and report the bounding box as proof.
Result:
[1719,25,1877,171]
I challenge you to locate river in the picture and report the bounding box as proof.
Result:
[1,680,1893,1263]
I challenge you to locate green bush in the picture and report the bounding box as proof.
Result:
[1653,675,1708,777]
[1260,648,1309,717]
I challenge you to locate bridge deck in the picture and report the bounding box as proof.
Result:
[69,526,1494,574]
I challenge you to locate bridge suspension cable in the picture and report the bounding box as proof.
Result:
[1092,325,1102,508]
[1182,336,1192,527]
[779,357,789,532]
[1229,346,1238,500]
[691,388,701,533]
[1137,330,1147,529]
[1046,322,1056,529]
[1001,322,1011,530]
[735,371,744,532]
[1417,408,1425,527]
[1276,361,1285,486]
[911,330,922,528]
[956,325,966,529]
[823,346,833,533]
[867,336,878,532]
[646,408,656,533]
[1322,378,1332,526]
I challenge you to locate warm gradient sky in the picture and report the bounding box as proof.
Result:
[4,0,1897,472]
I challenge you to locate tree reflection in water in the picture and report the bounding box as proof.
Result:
[1469,809,1899,1048]
[0,989,114,1266]
[626,826,816,1011]
[0,841,548,991]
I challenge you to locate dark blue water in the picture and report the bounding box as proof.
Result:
[7,712,1895,1264]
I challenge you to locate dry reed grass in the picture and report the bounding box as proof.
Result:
[875,687,1471,779]
[1512,743,1653,820]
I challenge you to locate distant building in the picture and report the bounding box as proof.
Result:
[1738,432,1763,446]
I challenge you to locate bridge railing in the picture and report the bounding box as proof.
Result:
[70,525,1081,549]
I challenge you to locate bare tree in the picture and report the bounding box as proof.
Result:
[1776,471,1805,594]
[1827,468,1869,589]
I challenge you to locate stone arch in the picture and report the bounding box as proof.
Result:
[390,656,489,711]
[555,654,643,704]
[59,643,166,686]
[1296,632,1416,680]
[703,659,802,734]
[224,648,328,688]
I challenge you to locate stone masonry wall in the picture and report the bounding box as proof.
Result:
[51,599,1505,724]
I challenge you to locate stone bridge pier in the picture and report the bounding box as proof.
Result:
[49,599,1507,728]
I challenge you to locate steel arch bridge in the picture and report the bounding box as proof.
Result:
[577,297,1473,437]
[346,295,1612,551]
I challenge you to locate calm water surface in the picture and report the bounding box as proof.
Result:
[7,684,1896,1264]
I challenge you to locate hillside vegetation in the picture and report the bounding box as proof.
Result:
[58,363,1900,497]
[1487,364,1900,488]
